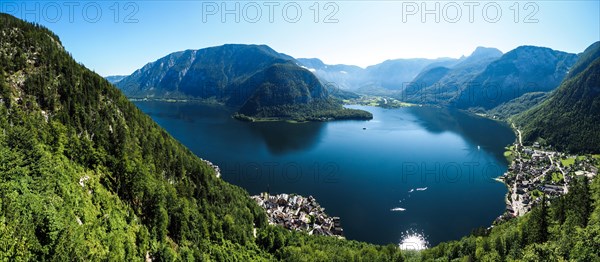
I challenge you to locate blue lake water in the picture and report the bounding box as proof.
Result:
[134,102,515,246]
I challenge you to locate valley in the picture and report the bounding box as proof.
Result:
[112,39,600,260]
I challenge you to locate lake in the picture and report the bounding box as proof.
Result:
[134,101,515,246]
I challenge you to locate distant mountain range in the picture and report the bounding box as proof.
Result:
[105,75,127,84]
[515,41,600,153]
[296,57,461,93]
[115,44,371,121]
[402,47,504,104]
[361,57,458,91]
[111,43,598,148]
[295,58,364,91]
[297,46,578,116]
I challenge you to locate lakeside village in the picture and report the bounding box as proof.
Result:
[498,128,599,220]
[251,193,345,238]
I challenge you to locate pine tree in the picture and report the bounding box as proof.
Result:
[566,176,592,227]
[552,197,567,224]
[526,194,549,244]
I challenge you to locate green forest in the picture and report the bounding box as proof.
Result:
[514,57,600,153]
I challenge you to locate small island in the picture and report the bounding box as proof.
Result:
[234,97,373,122]
[251,193,344,237]
[233,107,373,123]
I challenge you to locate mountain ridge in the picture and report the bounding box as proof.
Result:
[450,45,577,110]
[514,41,600,153]
[116,44,372,121]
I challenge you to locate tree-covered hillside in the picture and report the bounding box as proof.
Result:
[514,42,600,153]
[487,92,548,120]
[236,63,372,121]
[0,13,398,260]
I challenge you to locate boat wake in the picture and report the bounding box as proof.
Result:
[408,187,428,193]
[390,207,406,212]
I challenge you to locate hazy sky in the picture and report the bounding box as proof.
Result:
[3,1,599,76]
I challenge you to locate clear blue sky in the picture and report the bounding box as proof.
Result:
[3,1,599,76]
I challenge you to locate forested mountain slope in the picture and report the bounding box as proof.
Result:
[452,46,577,110]
[514,42,600,153]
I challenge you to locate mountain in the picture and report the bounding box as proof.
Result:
[456,46,503,68]
[0,14,398,260]
[236,63,325,115]
[300,49,501,97]
[296,58,364,91]
[235,63,371,120]
[401,47,503,104]
[413,66,453,85]
[117,44,294,101]
[362,57,458,91]
[452,46,578,110]
[104,75,127,84]
[401,66,452,102]
[514,41,600,153]
[297,57,461,95]
[117,45,371,121]
[566,41,600,79]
